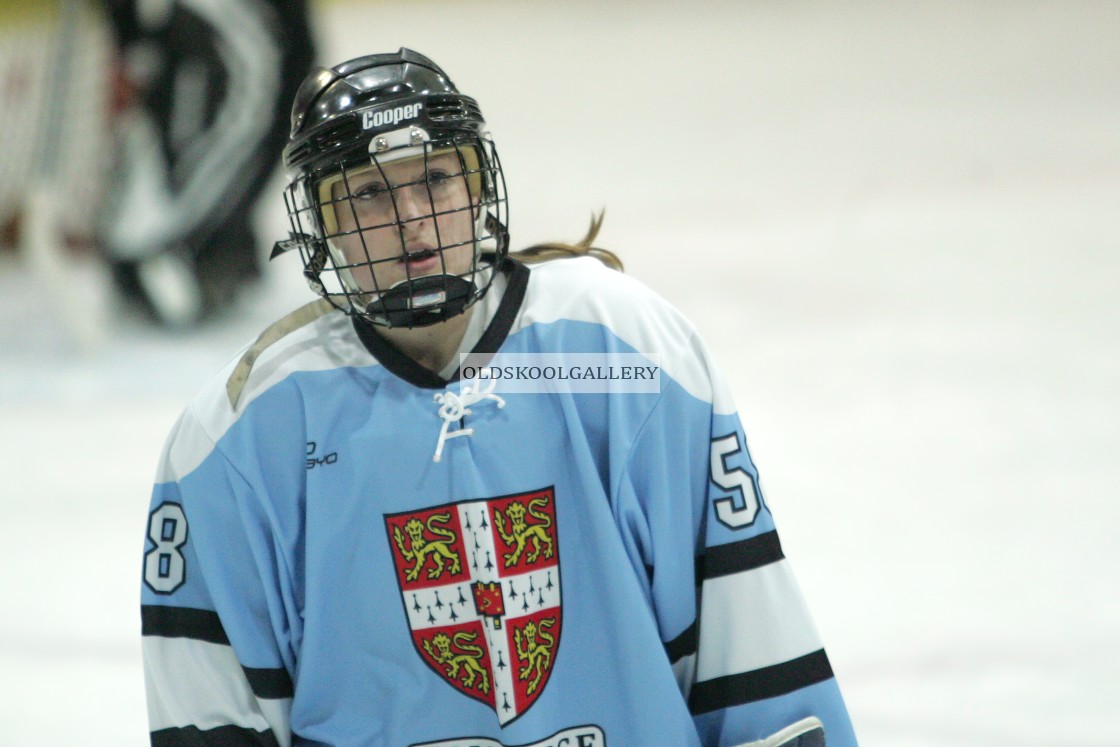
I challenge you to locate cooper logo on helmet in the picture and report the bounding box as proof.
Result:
[362,103,424,130]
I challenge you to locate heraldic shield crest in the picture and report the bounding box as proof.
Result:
[385,487,562,725]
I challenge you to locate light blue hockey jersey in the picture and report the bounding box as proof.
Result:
[140,256,858,747]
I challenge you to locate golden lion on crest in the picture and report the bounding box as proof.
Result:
[494,496,554,567]
[514,617,557,696]
[423,631,490,695]
[393,513,462,582]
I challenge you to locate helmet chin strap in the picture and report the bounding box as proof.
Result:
[365,274,476,328]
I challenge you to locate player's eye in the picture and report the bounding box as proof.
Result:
[351,181,389,201]
[426,169,452,188]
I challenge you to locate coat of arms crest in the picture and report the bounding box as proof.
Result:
[385,487,562,725]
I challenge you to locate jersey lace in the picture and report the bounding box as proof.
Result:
[432,375,506,462]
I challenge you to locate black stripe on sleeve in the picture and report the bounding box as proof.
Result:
[697,530,785,583]
[142,606,293,699]
[243,666,295,700]
[142,605,229,645]
[664,619,698,664]
[688,649,835,715]
[151,724,281,747]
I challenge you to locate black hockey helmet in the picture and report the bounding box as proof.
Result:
[273,48,508,328]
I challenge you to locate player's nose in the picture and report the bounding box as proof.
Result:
[394,183,432,221]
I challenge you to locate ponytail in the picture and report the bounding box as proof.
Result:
[509,211,622,272]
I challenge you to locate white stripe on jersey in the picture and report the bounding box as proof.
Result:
[672,653,697,700]
[143,636,292,746]
[515,258,739,415]
[695,560,823,682]
[158,256,738,484]
[157,310,372,483]
[156,408,216,485]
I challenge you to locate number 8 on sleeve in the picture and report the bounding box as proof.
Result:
[143,502,189,594]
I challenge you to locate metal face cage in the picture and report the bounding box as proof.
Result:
[278,129,508,328]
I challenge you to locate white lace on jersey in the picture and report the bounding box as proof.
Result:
[431,374,506,462]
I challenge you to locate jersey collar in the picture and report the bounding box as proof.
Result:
[352,258,529,389]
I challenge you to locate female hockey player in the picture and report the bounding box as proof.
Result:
[139,49,859,747]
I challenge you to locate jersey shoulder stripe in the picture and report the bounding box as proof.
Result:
[164,258,737,484]
[158,304,374,483]
[516,257,738,414]
[225,298,336,408]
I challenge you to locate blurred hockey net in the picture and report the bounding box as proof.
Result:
[0,0,113,253]
[0,0,115,347]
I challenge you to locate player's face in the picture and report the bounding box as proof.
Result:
[320,149,478,295]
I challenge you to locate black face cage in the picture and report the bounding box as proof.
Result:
[279,132,508,329]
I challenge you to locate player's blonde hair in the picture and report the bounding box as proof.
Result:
[509,211,622,272]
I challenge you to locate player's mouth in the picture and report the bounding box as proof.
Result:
[401,247,440,274]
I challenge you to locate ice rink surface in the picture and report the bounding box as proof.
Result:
[1,1,1117,744]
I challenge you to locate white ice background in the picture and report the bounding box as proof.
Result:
[1,1,1117,744]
